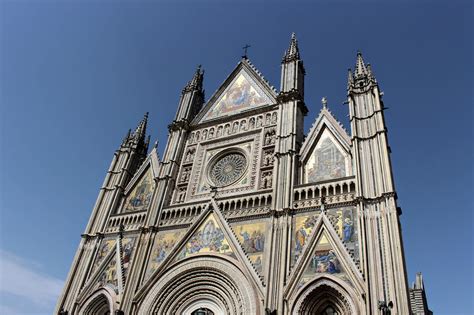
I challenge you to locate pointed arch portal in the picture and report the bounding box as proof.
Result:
[78,289,115,315]
[138,256,259,314]
[292,278,359,315]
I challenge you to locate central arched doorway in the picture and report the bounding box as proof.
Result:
[291,277,359,315]
[191,308,214,315]
[183,298,224,315]
[138,256,259,314]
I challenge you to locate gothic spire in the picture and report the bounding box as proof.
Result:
[182,65,204,94]
[354,51,367,77]
[282,32,301,62]
[348,51,376,91]
[133,112,148,143]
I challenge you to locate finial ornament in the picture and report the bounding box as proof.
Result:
[321,96,328,109]
[283,32,300,62]
[183,65,204,93]
[242,44,251,59]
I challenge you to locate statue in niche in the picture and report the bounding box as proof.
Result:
[195,131,200,142]
[261,172,273,188]
[257,116,263,127]
[177,188,186,203]
[224,124,230,135]
[272,112,277,124]
[180,168,191,182]
[264,133,271,145]
[202,129,208,140]
[232,122,239,133]
[265,114,271,125]
[208,128,215,139]
[217,126,223,137]
[270,130,276,144]
[240,120,247,131]
[185,149,195,162]
[264,150,274,166]
[249,118,256,129]
[265,131,276,146]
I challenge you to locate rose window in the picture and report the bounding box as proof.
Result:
[209,152,247,187]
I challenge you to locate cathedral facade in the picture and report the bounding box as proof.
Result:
[56,34,430,314]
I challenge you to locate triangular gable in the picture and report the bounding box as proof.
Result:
[300,108,352,184]
[194,59,277,124]
[173,212,236,261]
[80,235,137,299]
[138,201,264,298]
[90,238,116,276]
[300,107,351,161]
[298,231,348,287]
[285,213,363,299]
[121,149,160,213]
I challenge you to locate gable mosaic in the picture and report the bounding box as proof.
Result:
[203,71,271,121]
[123,169,155,213]
[305,131,347,183]
[145,230,186,281]
[232,221,267,278]
[96,236,136,294]
[297,231,351,290]
[175,213,235,261]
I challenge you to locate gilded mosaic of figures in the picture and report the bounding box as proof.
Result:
[124,170,155,212]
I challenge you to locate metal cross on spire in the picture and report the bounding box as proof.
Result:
[242,44,251,59]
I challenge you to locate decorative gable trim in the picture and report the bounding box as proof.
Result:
[78,244,119,303]
[123,149,160,195]
[192,58,278,125]
[135,199,264,300]
[300,107,351,162]
[284,212,364,299]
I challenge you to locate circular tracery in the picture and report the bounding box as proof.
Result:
[209,152,247,187]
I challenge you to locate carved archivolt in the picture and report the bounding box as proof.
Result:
[77,287,116,315]
[291,277,359,315]
[138,256,258,314]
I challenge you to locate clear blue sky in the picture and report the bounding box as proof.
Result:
[0,1,472,314]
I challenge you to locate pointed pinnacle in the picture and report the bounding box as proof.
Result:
[355,51,367,77]
[347,68,354,89]
[133,112,148,142]
[283,32,300,61]
[184,65,204,92]
[366,63,376,81]
[122,128,132,144]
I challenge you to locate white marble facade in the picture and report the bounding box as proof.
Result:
[56,36,424,315]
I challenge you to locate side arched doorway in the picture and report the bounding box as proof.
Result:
[138,256,260,314]
[291,277,360,315]
[77,288,116,315]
